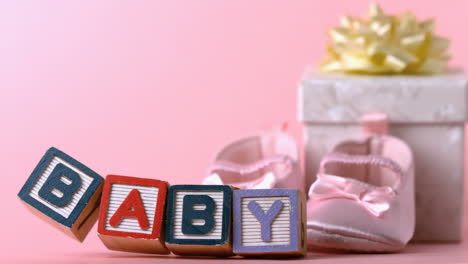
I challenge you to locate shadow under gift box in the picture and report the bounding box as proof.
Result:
[298,68,467,242]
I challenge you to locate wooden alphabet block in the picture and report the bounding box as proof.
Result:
[97,175,170,254]
[17,147,104,242]
[233,189,307,257]
[165,185,233,256]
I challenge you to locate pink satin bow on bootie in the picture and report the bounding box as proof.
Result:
[308,174,395,217]
[308,151,402,217]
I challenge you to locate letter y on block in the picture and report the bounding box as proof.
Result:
[233,189,307,257]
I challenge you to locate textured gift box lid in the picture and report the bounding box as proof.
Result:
[298,68,468,124]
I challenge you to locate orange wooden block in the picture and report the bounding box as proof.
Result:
[97,175,170,254]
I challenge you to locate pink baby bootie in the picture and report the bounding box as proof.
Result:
[307,113,415,252]
[202,126,302,190]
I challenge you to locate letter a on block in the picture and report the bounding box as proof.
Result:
[233,189,307,257]
[98,175,170,254]
[18,147,104,242]
[165,185,234,256]
[109,189,149,230]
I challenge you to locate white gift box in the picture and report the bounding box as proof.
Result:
[298,68,467,242]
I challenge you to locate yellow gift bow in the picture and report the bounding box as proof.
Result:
[320,3,450,74]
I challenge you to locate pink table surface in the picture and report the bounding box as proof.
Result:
[4,243,468,264]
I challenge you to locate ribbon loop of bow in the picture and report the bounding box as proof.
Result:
[308,174,395,217]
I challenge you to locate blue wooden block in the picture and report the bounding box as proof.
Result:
[165,185,233,256]
[233,189,307,257]
[18,147,104,242]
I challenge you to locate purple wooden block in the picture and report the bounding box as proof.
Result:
[233,189,304,256]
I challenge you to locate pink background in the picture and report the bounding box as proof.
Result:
[1,0,467,260]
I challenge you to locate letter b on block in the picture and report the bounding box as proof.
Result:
[17,147,104,242]
[165,185,233,256]
[233,189,307,257]
[38,163,82,207]
[182,195,215,235]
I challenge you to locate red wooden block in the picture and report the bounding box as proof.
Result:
[97,175,170,254]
